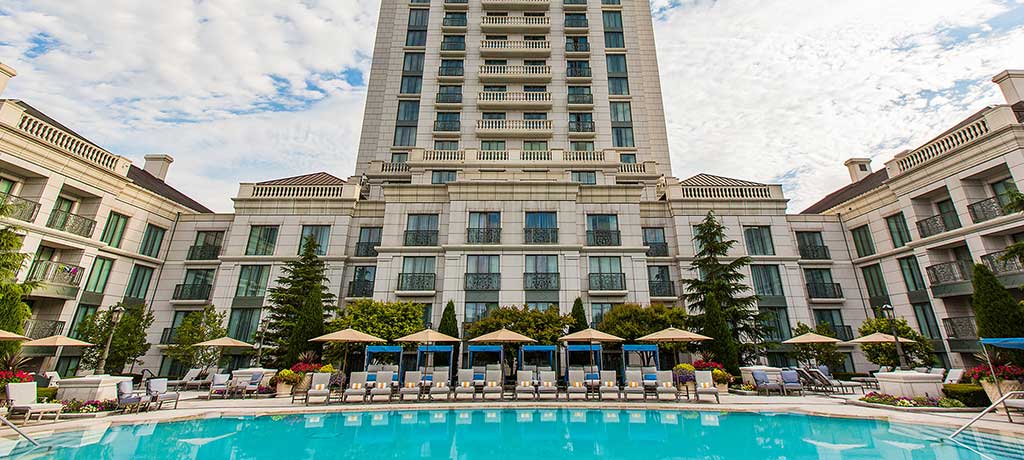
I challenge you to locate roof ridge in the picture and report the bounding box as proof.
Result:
[678,173,767,187]
[257,171,346,186]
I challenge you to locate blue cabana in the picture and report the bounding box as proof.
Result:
[466,344,503,367]
[519,345,557,370]
[621,344,660,369]
[417,345,454,368]
[566,344,602,368]
[981,338,1024,350]
[364,345,403,367]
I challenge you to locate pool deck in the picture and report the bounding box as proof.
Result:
[4,391,1024,442]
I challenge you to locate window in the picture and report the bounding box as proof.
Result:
[125,264,154,301]
[587,214,618,231]
[912,302,942,339]
[898,256,927,292]
[397,100,420,122]
[358,227,382,243]
[620,153,636,164]
[643,227,666,244]
[804,268,834,284]
[992,177,1018,207]
[861,264,888,307]
[407,214,439,231]
[602,11,623,29]
[183,268,215,286]
[761,306,792,341]
[592,303,613,326]
[526,255,558,273]
[936,199,961,230]
[481,140,506,151]
[482,112,506,120]
[466,303,497,323]
[571,171,597,185]
[139,224,166,258]
[750,265,784,296]
[589,256,621,273]
[299,225,330,256]
[391,152,409,163]
[886,213,912,248]
[353,266,376,282]
[743,226,775,255]
[393,126,417,146]
[245,225,279,256]
[523,141,547,151]
[441,35,465,50]
[406,214,439,245]
[403,256,436,274]
[68,304,98,339]
[100,212,128,248]
[84,257,113,294]
[571,141,594,151]
[525,212,556,228]
[236,265,271,297]
[228,308,261,342]
[612,127,634,147]
[432,170,457,184]
[523,85,546,92]
[795,231,827,258]
[648,265,670,282]
[434,140,459,150]
[0,177,15,195]
[408,9,429,28]
[608,77,630,95]
[850,225,875,257]
[524,112,547,120]
[439,59,464,76]
[610,102,631,123]
[467,255,500,273]
[403,53,425,73]
[400,76,422,94]
[405,30,427,47]
[468,211,500,229]
[606,55,628,74]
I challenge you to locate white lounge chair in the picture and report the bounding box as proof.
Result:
[369,371,394,402]
[208,373,230,399]
[168,368,201,391]
[566,369,588,400]
[343,371,369,403]
[537,370,558,399]
[454,369,477,400]
[482,369,503,400]
[146,378,180,410]
[944,368,965,384]
[654,371,678,401]
[305,372,332,405]
[515,370,537,400]
[6,382,62,423]
[694,370,719,403]
[400,371,423,401]
[598,370,619,400]
[623,370,646,400]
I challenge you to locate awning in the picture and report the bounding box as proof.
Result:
[981,338,1024,350]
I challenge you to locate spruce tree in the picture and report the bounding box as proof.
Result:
[265,235,336,366]
[701,291,740,373]
[0,201,36,359]
[569,297,588,332]
[438,300,459,338]
[971,264,1024,358]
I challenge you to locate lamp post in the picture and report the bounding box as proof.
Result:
[880,304,909,370]
[96,305,125,373]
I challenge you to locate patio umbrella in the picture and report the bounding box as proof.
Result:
[395,329,461,343]
[23,335,93,347]
[469,328,536,344]
[637,327,712,343]
[309,328,385,373]
[782,332,841,344]
[0,329,29,341]
[193,337,255,373]
[846,332,914,344]
[558,328,623,343]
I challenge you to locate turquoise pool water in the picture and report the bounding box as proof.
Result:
[4,409,1024,459]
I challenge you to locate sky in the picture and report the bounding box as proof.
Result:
[1,0,1023,212]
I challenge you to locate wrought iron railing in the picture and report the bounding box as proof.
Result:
[806,282,843,299]
[355,241,379,257]
[567,67,592,78]
[798,244,830,260]
[465,273,501,291]
[649,280,675,297]
[187,245,221,260]
[569,121,595,132]
[565,18,589,27]
[645,242,669,257]
[524,272,559,290]
[399,273,435,291]
[1,194,40,223]
[967,196,1008,224]
[443,17,467,27]
[348,280,375,298]
[26,260,84,286]
[441,41,467,51]
[925,260,972,285]
[524,227,558,244]
[434,120,461,131]
[46,209,96,238]
[565,42,590,52]
[589,273,625,291]
[916,211,961,238]
[436,92,463,104]
[942,316,977,339]
[23,318,65,339]
[404,230,439,246]
[586,230,621,246]
[439,66,465,77]
[981,250,1023,275]
[567,94,594,105]
[467,227,501,244]
[821,324,854,341]
[172,283,212,301]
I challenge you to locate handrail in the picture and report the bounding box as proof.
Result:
[949,390,1024,438]
[0,414,39,446]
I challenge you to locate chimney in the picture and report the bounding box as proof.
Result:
[143,154,174,181]
[993,70,1024,105]
[844,158,872,183]
[0,63,16,97]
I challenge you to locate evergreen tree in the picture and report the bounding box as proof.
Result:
[681,211,765,370]
[264,235,337,367]
[971,264,1024,362]
[569,297,588,332]
[438,300,459,338]
[78,302,155,374]
[701,291,740,374]
[0,201,36,359]
[164,306,227,372]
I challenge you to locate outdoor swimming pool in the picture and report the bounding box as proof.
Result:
[3,409,1023,459]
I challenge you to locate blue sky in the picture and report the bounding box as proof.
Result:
[1,0,1023,211]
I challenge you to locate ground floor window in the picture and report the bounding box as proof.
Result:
[55,356,80,377]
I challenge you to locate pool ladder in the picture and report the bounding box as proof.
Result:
[0,414,39,446]
[949,390,1023,439]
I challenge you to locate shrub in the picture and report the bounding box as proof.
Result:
[832,372,869,382]
[274,369,302,385]
[692,360,725,371]
[861,392,964,408]
[290,362,322,374]
[673,363,695,383]
[318,364,335,373]
[0,370,33,386]
[964,364,1024,383]
[37,387,57,402]
[942,384,992,407]
[61,399,118,413]
[711,369,733,385]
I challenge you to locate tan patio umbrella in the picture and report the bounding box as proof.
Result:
[309,328,385,373]
[395,329,461,343]
[558,328,624,343]
[23,335,94,347]
[847,332,915,344]
[194,337,256,348]
[782,332,842,344]
[469,328,536,343]
[637,327,712,343]
[0,329,29,341]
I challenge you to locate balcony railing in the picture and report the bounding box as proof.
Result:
[821,324,854,341]
[27,260,85,286]
[481,15,550,27]
[567,67,592,78]
[524,227,558,244]
[187,245,222,260]
[567,94,593,105]
[405,230,439,246]
[564,0,587,4]
[355,241,379,257]
[434,120,461,132]
[589,273,625,291]
[436,92,463,104]
[467,227,501,244]
[443,17,468,27]
[565,42,590,52]
[916,211,961,238]
[569,121,595,133]
[967,196,1008,223]
[445,0,468,4]
[160,327,179,345]
[797,244,830,260]
[439,66,465,77]
[806,282,843,299]
[348,280,375,298]
[1,194,40,223]
[982,250,1023,275]
[173,283,212,301]
[481,0,551,9]
[565,18,589,28]
[649,280,675,297]
[479,64,551,80]
[46,209,96,238]
[925,260,972,285]
[399,273,436,291]
[478,91,551,105]
[480,40,551,54]
[645,242,669,257]
[586,230,621,246]
[524,272,559,290]
[476,119,553,134]
[23,318,65,339]
[943,316,977,340]
[441,41,466,51]
[465,273,501,291]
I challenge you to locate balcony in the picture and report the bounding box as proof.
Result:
[967,196,1008,224]
[589,273,626,293]
[926,260,973,298]
[27,260,84,290]
[444,0,468,9]
[649,280,676,298]
[476,119,553,138]
[1,194,40,223]
[480,15,550,33]
[586,230,621,246]
[524,272,559,290]
[565,42,590,54]
[522,227,557,244]
[478,64,551,82]
[398,273,436,292]
[806,282,843,300]
[440,41,467,55]
[348,280,375,298]
[821,324,854,341]
[46,210,96,238]
[405,230,439,246]
[187,244,222,261]
[563,0,587,9]
[481,0,550,10]
[465,273,501,291]
[467,227,501,244]
[160,327,179,345]
[565,18,589,29]
[442,16,468,30]
[943,316,981,353]
[438,66,465,80]
[477,91,552,109]
[479,40,551,57]
[645,242,669,257]
[355,241,379,257]
[797,244,830,260]
[433,120,461,134]
[567,93,594,107]
[916,211,961,238]
[172,283,212,301]
[566,67,592,80]
[23,318,65,339]
[982,250,1023,274]
[435,92,464,105]
[569,121,596,136]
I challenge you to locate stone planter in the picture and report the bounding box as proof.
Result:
[980,380,1024,413]
[716,383,729,395]
[276,383,294,398]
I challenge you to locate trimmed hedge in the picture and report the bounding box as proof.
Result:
[942,384,991,407]
[833,372,869,382]
[36,387,57,402]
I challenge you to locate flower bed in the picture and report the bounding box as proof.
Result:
[964,364,1024,383]
[860,392,964,408]
[0,370,34,386]
[62,399,118,413]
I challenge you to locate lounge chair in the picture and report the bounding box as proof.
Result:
[583,366,601,392]
[6,382,62,423]
[187,371,215,390]
[536,370,558,399]
[780,370,803,396]
[515,370,537,400]
[238,372,264,398]
[145,378,180,410]
[598,370,620,400]
[168,368,201,391]
[208,373,230,399]
[117,380,147,412]
[400,371,423,401]
[370,371,394,402]
[455,369,477,400]
[342,372,369,403]
[433,366,450,386]
[944,368,965,384]
[751,370,783,396]
[566,369,588,400]
[472,366,486,387]
[428,373,451,401]
[305,372,332,405]
[623,370,646,400]
[694,370,719,403]
[641,366,658,392]
[654,371,678,401]
[482,369,503,400]
[807,368,863,394]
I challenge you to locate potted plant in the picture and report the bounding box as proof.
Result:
[712,369,733,394]
[673,363,696,393]
[273,369,302,397]
[965,364,1024,411]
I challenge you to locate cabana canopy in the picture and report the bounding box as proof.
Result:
[981,338,1024,350]
[621,344,660,368]
[559,328,623,343]
[783,332,841,344]
[194,337,254,348]
[467,344,503,366]
[518,345,556,370]
[23,335,93,347]
[566,343,603,369]
[636,327,711,343]
[416,345,454,368]
[364,345,402,367]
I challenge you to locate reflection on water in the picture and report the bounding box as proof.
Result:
[5,409,1023,460]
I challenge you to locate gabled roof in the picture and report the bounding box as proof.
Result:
[257,172,346,186]
[800,169,889,214]
[678,173,767,187]
[127,166,213,213]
